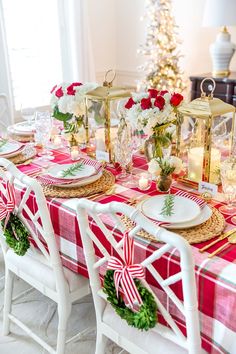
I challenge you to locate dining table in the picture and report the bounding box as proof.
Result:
[3,144,236,354]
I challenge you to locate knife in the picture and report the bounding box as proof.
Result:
[199,227,236,253]
[208,233,236,258]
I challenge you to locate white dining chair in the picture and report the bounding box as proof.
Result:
[76,198,206,354]
[0,158,91,354]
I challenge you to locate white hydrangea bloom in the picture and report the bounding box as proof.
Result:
[169,156,183,174]
[148,159,161,176]
[132,92,149,102]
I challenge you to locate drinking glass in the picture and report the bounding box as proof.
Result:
[219,156,236,216]
[114,139,133,181]
[21,106,36,126]
[34,111,54,160]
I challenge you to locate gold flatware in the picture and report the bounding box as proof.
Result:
[199,228,236,253]
[16,159,33,167]
[208,233,236,258]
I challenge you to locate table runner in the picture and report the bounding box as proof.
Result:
[7,148,236,353]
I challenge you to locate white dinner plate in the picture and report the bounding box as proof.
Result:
[0,141,23,157]
[47,163,96,180]
[137,200,212,229]
[7,122,35,136]
[55,170,103,188]
[140,195,201,224]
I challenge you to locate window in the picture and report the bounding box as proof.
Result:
[2,0,63,110]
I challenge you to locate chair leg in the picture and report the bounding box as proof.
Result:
[56,302,71,354]
[95,330,107,354]
[3,269,14,335]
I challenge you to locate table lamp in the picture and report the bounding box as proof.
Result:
[202,0,236,77]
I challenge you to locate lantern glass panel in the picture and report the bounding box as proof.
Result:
[178,112,234,184]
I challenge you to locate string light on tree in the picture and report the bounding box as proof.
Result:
[138,0,186,92]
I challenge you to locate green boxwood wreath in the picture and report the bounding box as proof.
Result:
[1,213,30,256]
[103,269,158,331]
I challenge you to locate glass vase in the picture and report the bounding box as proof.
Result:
[144,128,172,161]
[156,174,172,193]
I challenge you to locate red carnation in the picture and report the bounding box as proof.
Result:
[159,90,168,96]
[125,97,135,109]
[170,93,184,107]
[67,82,82,95]
[50,85,57,94]
[72,82,82,87]
[154,95,165,110]
[148,88,159,98]
[67,84,76,96]
[55,87,63,98]
[141,97,152,110]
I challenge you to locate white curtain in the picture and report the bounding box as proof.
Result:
[58,0,96,82]
[0,1,14,126]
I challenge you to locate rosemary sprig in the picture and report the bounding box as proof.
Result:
[0,139,7,149]
[160,194,175,217]
[61,162,84,177]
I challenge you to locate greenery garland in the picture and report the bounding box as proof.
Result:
[103,270,158,331]
[1,213,30,256]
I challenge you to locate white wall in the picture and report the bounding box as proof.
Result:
[87,0,116,84]
[88,0,236,89]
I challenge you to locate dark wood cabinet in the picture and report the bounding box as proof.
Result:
[189,72,236,106]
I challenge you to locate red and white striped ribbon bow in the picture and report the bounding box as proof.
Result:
[107,232,145,309]
[0,181,16,229]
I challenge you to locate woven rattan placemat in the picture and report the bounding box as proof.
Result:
[41,170,115,198]
[121,207,225,244]
[8,132,34,143]
[8,146,36,165]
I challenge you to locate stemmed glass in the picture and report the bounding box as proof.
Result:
[34,111,54,160]
[219,156,236,218]
[21,106,36,126]
[114,138,133,181]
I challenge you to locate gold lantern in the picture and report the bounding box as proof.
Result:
[84,70,132,162]
[176,78,235,186]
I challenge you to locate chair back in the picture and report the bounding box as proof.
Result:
[0,158,67,293]
[76,198,201,354]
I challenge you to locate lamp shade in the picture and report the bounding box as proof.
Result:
[202,0,236,27]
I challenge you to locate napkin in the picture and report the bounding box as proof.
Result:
[0,143,24,157]
[37,158,103,186]
[174,190,207,209]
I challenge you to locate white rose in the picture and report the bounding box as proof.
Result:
[169,156,183,174]
[148,159,161,176]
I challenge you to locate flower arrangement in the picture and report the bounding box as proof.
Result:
[50,82,98,131]
[148,155,183,192]
[148,156,183,177]
[124,89,184,158]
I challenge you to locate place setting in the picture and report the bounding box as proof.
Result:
[36,158,115,198]
[122,190,225,245]
[0,137,36,165]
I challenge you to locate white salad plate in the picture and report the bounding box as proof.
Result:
[137,200,212,229]
[7,122,35,136]
[47,163,97,180]
[139,195,201,224]
[0,141,23,157]
[54,170,103,188]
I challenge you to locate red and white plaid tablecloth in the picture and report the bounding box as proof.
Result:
[11,148,236,353]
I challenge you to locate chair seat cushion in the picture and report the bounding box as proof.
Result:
[5,248,88,293]
[103,304,190,354]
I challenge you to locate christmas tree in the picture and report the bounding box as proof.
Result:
[138,0,185,92]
